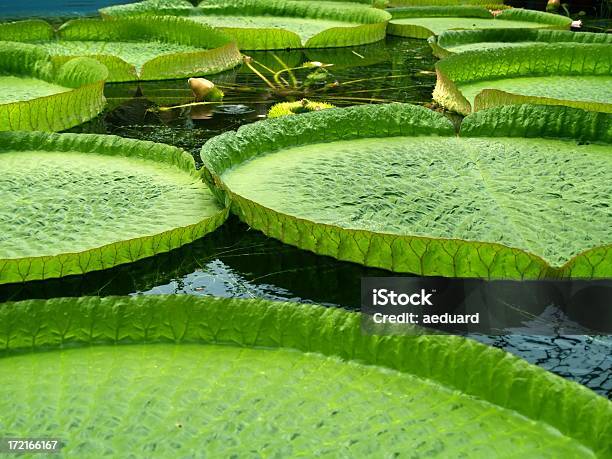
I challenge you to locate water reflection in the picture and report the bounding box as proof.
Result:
[1,218,610,396]
[67,37,439,163]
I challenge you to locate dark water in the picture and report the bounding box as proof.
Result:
[0,9,609,396]
[70,37,442,160]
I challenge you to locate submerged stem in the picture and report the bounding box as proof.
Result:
[338,74,413,86]
[243,57,278,90]
[271,54,298,88]
[151,101,219,112]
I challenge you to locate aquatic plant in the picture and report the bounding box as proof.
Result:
[388,0,507,7]
[0,17,242,83]
[100,0,391,50]
[268,99,336,117]
[188,77,224,101]
[428,28,612,57]
[154,51,398,114]
[433,43,612,114]
[0,132,227,284]
[241,55,337,96]
[0,295,610,457]
[0,19,54,41]
[0,42,107,132]
[309,0,389,4]
[201,103,612,279]
[387,6,571,38]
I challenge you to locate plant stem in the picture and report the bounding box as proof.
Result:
[337,74,412,86]
[271,54,298,88]
[151,101,219,112]
[243,59,277,90]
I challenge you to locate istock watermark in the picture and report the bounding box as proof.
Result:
[372,288,434,306]
[361,277,612,336]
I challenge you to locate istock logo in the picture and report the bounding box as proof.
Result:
[372,288,434,306]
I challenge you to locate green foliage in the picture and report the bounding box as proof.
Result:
[58,15,232,48]
[99,0,193,16]
[0,295,610,457]
[388,0,505,5]
[304,0,389,4]
[1,17,242,82]
[0,19,53,41]
[389,0,509,5]
[0,42,106,132]
[201,103,612,279]
[0,131,227,284]
[268,99,336,117]
[202,103,454,179]
[429,28,612,57]
[100,0,391,50]
[496,7,572,25]
[388,6,571,38]
[433,43,612,114]
[389,5,494,17]
[460,103,612,143]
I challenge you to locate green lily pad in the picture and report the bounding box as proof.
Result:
[0,76,70,104]
[0,17,242,83]
[0,19,54,42]
[201,103,612,279]
[100,0,391,50]
[0,132,227,284]
[0,42,107,132]
[388,0,506,6]
[192,16,361,42]
[0,295,610,457]
[428,28,612,58]
[387,7,571,39]
[433,43,612,114]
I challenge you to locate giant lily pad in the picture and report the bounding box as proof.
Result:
[0,19,54,41]
[389,0,506,7]
[0,295,610,457]
[387,7,571,39]
[201,103,612,279]
[100,0,391,50]
[0,42,107,132]
[433,43,612,114]
[0,132,227,284]
[429,28,612,58]
[0,17,242,83]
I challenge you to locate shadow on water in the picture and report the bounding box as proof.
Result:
[0,216,398,306]
[1,217,610,396]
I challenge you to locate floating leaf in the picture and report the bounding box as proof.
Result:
[433,43,612,114]
[387,6,571,39]
[0,295,609,457]
[0,19,54,41]
[429,28,612,57]
[0,132,227,284]
[0,42,107,132]
[100,0,391,50]
[389,0,506,6]
[201,103,612,279]
[0,17,242,83]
